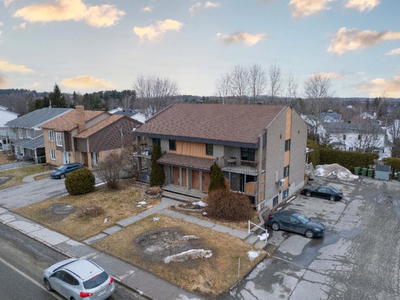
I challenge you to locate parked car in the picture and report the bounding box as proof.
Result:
[301,185,343,201]
[50,163,83,179]
[265,210,325,238]
[43,258,115,300]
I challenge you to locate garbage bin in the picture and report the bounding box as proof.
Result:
[354,167,361,175]
[368,168,373,177]
[362,168,368,176]
[397,172,400,181]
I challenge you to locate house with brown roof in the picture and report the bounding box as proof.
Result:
[133,103,307,211]
[40,106,141,169]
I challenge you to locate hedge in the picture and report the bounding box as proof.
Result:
[65,168,95,195]
[319,148,378,171]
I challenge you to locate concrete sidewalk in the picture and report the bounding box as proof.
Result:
[0,207,204,300]
[23,171,52,183]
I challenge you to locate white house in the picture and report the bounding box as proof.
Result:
[0,107,19,151]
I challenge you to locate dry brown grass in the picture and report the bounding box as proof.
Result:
[93,213,266,297]
[0,164,51,190]
[14,181,160,241]
[33,173,50,181]
[0,154,14,164]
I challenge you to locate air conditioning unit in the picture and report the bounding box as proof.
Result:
[279,179,286,187]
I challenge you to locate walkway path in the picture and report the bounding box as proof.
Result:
[23,171,52,183]
[0,161,34,171]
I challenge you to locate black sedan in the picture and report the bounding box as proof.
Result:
[266,210,325,238]
[50,163,83,179]
[301,185,343,201]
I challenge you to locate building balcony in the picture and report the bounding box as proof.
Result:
[220,156,258,176]
[133,145,153,158]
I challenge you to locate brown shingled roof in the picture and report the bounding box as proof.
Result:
[75,115,129,138]
[157,153,214,171]
[40,110,107,131]
[135,104,286,145]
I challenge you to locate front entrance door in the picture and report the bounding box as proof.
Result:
[202,171,210,192]
[173,167,180,185]
[63,152,70,164]
[192,170,200,190]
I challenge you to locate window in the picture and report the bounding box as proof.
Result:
[49,130,54,142]
[56,132,63,146]
[50,149,55,160]
[284,165,290,177]
[241,148,255,161]
[285,139,291,151]
[206,144,213,156]
[283,188,289,198]
[169,140,176,151]
[26,130,31,138]
[358,135,361,140]
[343,134,346,140]
[93,152,98,166]
[153,138,161,147]
[273,196,279,207]
[18,129,23,139]
[349,147,353,151]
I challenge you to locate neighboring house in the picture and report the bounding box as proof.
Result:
[324,122,386,159]
[320,111,342,123]
[133,103,307,211]
[108,107,146,123]
[40,106,141,169]
[5,107,72,162]
[0,107,19,151]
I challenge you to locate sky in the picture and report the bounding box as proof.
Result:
[0,0,400,98]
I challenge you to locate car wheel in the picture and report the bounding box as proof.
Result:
[44,279,53,291]
[305,230,314,238]
[60,174,65,179]
[306,191,311,197]
[71,298,76,300]
[271,222,280,231]
[329,195,335,201]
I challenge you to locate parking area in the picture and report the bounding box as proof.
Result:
[225,177,400,300]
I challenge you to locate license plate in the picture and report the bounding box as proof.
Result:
[98,288,106,296]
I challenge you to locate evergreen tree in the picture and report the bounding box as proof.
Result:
[208,162,226,193]
[49,84,66,107]
[149,144,165,187]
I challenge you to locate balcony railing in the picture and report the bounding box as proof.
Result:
[133,145,153,158]
[220,157,259,175]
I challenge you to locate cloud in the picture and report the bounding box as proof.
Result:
[142,5,153,12]
[386,48,400,56]
[0,75,7,88]
[289,0,334,18]
[133,19,183,41]
[0,60,34,74]
[189,1,220,16]
[311,72,345,79]
[328,27,400,55]
[61,75,114,89]
[345,0,380,12]
[217,32,266,46]
[357,74,400,97]
[15,22,26,29]
[14,0,125,28]
[0,21,2,35]
[3,0,15,7]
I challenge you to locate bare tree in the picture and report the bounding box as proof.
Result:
[285,71,299,100]
[97,151,123,190]
[249,64,267,102]
[229,65,250,100]
[215,73,231,104]
[133,75,179,119]
[269,62,282,102]
[304,73,333,101]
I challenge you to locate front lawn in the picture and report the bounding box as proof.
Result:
[93,213,266,297]
[13,181,160,241]
[0,164,51,190]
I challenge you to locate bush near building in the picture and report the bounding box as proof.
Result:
[150,144,165,187]
[208,162,226,193]
[65,168,95,195]
[320,148,378,171]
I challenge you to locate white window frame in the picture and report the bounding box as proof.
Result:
[26,130,31,138]
[56,132,63,147]
[50,149,55,160]
[93,152,98,166]
[49,130,54,142]
[18,129,23,139]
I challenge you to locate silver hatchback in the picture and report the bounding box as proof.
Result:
[43,258,115,300]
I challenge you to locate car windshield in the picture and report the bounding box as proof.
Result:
[57,165,68,171]
[83,271,108,289]
[329,187,341,193]
[295,213,310,224]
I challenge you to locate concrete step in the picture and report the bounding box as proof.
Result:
[244,234,259,245]
[254,239,268,249]
[162,191,200,203]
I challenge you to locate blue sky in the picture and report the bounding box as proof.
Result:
[0,0,399,98]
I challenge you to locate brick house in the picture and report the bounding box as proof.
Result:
[40,106,141,169]
[133,103,307,211]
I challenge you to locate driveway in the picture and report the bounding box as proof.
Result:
[0,175,103,210]
[224,177,400,300]
[0,161,35,171]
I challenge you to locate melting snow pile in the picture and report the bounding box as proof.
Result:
[137,200,147,207]
[247,250,261,261]
[192,201,208,207]
[164,249,213,264]
[315,163,359,181]
[258,232,269,242]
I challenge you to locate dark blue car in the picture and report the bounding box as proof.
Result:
[266,210,325,238]
[50,163,83,179]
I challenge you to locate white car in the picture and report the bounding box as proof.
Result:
[43,258,115,300]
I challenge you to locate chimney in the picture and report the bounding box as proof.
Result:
[76,105,85,133]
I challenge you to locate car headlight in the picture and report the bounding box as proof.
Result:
[314,229,320,232]
[55,172,60,175]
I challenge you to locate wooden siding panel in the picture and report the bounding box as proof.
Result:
[285,107,292,140]
[284,151,290,166]
[169,141,213,158]
[202,172,210,192]
[246,182,256,194]
[182,168,187,187]
[173,167,180,185]
[192,170,200,190]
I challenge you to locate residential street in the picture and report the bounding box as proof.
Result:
[224,177,400,300]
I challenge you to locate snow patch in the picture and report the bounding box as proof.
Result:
[247,250,261,261]
[164,249,212,264]
[192,201,208,207]
[153,217,159,221]
[258,232,269,242]
[315,163,359,181]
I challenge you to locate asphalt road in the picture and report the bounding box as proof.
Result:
[0,223,147,300]
[223,177,400,300]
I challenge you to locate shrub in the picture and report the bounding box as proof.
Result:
[208,162,226,193]
[150,144,165,187]
[319,148,378,171]
[97,151,122,190]
[77,206,104,219]
[65,168,95,195]
[307,139,320,166]
[206,189,254,222]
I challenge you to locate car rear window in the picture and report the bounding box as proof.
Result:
[83,271,108,289]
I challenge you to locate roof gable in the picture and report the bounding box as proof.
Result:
[134,104,286,145]
[6,108,72,129]
[40,110,108,131]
